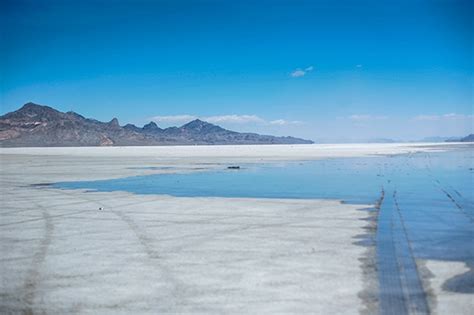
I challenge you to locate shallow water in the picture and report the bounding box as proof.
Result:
[54,148,473,312]
[55,149,473,260]
[58,159,385,202]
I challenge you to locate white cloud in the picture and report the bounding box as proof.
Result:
[290,65,314,78]
[205,115,265,124]
[151,114,197,123]
[442,113,472,120]
[290,69,306,77]
[269,119,288,125]
[413,115,440,121]
[269,119,303,126]
[150,114,302,126]
[413,113,473,121]
[349,114,388,121]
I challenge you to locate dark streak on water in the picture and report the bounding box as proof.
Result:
[53,148,474,314]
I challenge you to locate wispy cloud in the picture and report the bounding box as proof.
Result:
[205,115,264,124]
[349,114,388,121]
[151,115,197,123]
[150,114,303,126]
[290,65,314,78]
[290,69,306,77]
[269,119,303,126]
[413,115,439,121]
[413,113,473,121]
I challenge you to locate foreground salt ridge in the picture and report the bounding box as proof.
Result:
[1,143,471,314]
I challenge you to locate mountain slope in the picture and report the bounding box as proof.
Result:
[0,103,313,147]
[459,134,474,142]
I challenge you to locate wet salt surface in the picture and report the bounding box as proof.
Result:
[54,149,473,302]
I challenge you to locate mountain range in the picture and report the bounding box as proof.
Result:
[0,103,313,147]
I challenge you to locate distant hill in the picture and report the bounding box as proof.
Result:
[445,134,474,143]
[0,103,313,147]
[459,134,474,142]
[419,136,460,143]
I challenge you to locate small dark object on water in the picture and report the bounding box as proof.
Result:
[99,207,104,211]
[227,166,240,170]
[31,183,51,187]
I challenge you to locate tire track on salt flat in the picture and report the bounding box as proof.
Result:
[21,201,54,314]
[39,187,195,312]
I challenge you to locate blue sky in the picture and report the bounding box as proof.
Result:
[1,0,472,141]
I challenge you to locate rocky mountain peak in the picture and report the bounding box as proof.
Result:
[143,121,161,131]
[3,102,61,122]
[21,102,41,109]
[19,102,56,113]
[123,123,140,132]
[108,118,120,127]
[182,119,214,131]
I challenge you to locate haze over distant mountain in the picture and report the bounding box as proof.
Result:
[0,103,313,147]
[460,134,474,142]
[445,134,474,143]
[420,136,461,143]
